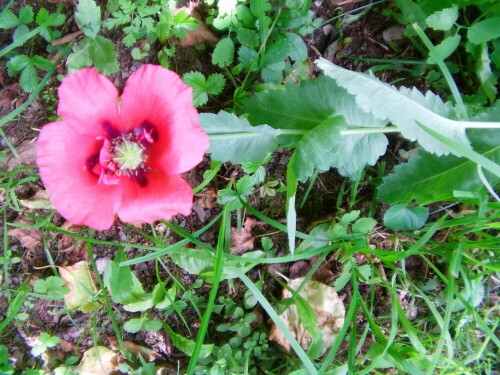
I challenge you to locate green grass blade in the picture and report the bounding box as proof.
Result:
[237,272,318,374]
[418,122,500,177]
[186,208,229,374]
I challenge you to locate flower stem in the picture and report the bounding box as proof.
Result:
[460,121,500,129]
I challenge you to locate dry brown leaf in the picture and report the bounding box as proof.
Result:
[7,138,37,170]
[76,346,119,375]
[59,261,99,313]
[173,7,219,47]
[19,190,54,210]
[230,217,257,255]
[8,217,42,251]
[194,187,218,208]
[109,339,162,362]
[57,221,87,257]
[269,277,345,355]
[52,31,84,46]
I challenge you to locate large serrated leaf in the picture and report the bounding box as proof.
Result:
[378,129,500,204]
[316,58,470,156]
[244,76,389,179]
[200,111,279,164]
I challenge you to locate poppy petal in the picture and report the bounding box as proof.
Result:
[37,122,122,230]
[117,170,193,223]
[57,68,120,137]
[119,65,209,174]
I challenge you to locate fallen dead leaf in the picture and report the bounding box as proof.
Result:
[59,261,99,313]
[8,217,43,252]
[194,187,218,208]
[7,138,37,170]
[269,277,345,355]
[19,189,54,210]
[76,346,119,375]
[173,7,219,47]
[57,221,87,258]
[51,30,84,46]
[108,338,162,362]
[230,217,257,255]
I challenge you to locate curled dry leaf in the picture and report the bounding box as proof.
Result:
[269,277,345,355]
[7,138,37,171]
[19,189,54,210]
[108,338,162,362]
[59,261,99,313]
[76,346,119,375]
[173,7,219,47]
[230,217,257,255]
[194,187,218,208]
[8,217,42,252]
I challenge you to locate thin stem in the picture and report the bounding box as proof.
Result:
[460,121,500,129]
[0,25,45,58]
[412,24,468,120]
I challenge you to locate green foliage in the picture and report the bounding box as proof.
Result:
[383,204,429,231]
[66,36,119,75]
[31,333,60,356]
[7,54,53,92]
[75,0,101,37]
[317,58,469,156]
[200,111,280,164]
[183,72,226,107]
[123,317,163,333]
[33,276,70,300]
[378,129,500,204]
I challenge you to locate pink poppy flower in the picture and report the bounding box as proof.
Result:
[37,65,209,230]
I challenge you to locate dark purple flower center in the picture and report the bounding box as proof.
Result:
[86,121,158,187]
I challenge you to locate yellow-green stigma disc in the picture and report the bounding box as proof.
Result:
[113,141,145,170]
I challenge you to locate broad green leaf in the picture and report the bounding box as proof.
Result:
[163,324,214,358]
[200,111,279,164]
[124,318,144,333]
[31,55,53,70]
[33,276,69,300]
[6,54,30,72]
[76,0,101,37]
[427,34,460,64]
[467,17,500,45]
[283,32,307,62]
[237,27,259,47]
[206,73,226,95]
[294,116,346,181]
[67,36,118,75]
[0,11,19,28]
[169,248,264,283]
[103,250,146,304]
[18,6,34,24]
[245,76,389,178]
[383,204,429,231]
[352,218,377,234]
[378,129,500,204]
[426,6,458,31]
[212,37,234,67]
[19,63,38,92]
[341,210,360,225]
[238,46,258,70]
[393,0,426,26]
[476,43,498,103]
[316,58,470,156]
[13,24,29,43]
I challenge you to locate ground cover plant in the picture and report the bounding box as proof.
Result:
[0,0,499,374]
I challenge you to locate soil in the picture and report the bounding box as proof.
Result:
[0,0,434,373]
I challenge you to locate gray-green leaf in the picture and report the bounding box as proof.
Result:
[75,0,101,37]
[316,58,470,156]
[200,111,279,164]
[383,204,429,231]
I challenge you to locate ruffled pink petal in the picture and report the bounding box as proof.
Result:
[119,65,209,174]
[37,122,122,230]
[57,68,120,137]
[117,170,193,224]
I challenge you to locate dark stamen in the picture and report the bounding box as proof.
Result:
[102,121,121,139]
[131,169,148,187]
